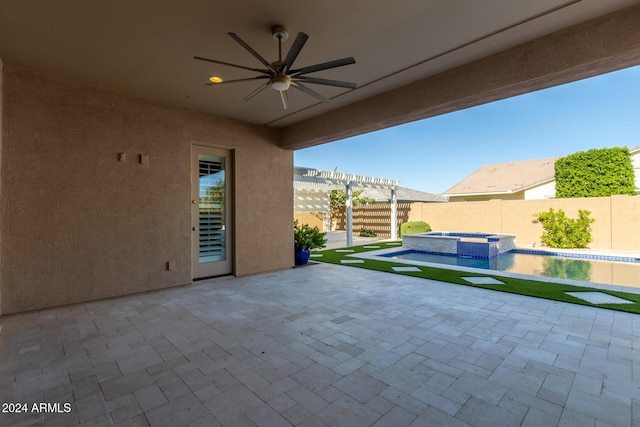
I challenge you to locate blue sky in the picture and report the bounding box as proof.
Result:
[294,65,640,194]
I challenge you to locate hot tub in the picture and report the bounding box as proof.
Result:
[402,232,516,259]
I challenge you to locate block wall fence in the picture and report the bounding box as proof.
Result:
[296,195,640,251]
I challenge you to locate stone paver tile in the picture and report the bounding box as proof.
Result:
[116,345,164,374]
[268,393,297,413]
[499,388,563,419]
[361,364,428,395]
[522,407,561,427]
[411,386,462,416]
[559,407,597,427]
[510,344,558,366]
[316,385,345,403]
[408,406,471,427]
[99,370,155,401]
[71,375,102,401]
[133,384,168,412]
[448,372,508,405]
[75,394,108,424]
[372,405,417,427]
[202,384,263,425]
[42,410,81,427]
[456,396,525,427]
[296,415,331,427]
[423,371,457,394]
[357,348,403,368]
[246,402,293,427]
[392,266,422,272]
[333,357,366,376]
[253,376,298,402]
[110,398,143,424]
[332,370,388,404]
[281,403,313,425]
[113,413,150,426]
[365,395,395,415]
[287,385,329,413]
[379,387,428,415]
[316,395,382,427]
[461,277,504,285]
[565,292,634,305]
[537,373,573,405]
[488,365,545,395]
[565,389,631,426]
[186,414,222,427]
[291,363,342,392]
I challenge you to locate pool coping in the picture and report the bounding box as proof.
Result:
[348,246,640,295]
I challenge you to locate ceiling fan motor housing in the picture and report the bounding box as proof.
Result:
[271,74,291,91]
[272,25,288,41]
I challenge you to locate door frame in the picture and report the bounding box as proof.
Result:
[191,144,234,279]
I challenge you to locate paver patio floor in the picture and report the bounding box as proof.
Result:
[1,263,639,426]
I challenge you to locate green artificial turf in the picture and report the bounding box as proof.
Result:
[312,242,640,315]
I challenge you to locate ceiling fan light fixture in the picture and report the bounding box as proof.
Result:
[271,74,291,91]
[209,76,223,83]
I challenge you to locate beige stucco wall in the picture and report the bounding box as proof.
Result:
[410,196,639,251]
[0,67,293,314]
[294,212,325,231]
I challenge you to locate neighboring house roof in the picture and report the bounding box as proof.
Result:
[444,157,559,197]
[361,186,447,203]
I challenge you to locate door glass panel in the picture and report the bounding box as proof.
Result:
[198,154,225,263]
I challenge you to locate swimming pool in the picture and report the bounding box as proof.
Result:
[379,249,640,288]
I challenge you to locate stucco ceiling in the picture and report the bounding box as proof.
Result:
[0,0,638,129]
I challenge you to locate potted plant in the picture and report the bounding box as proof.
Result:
[294,220,327,265]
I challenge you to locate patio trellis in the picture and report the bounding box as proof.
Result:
[294,167,399,246]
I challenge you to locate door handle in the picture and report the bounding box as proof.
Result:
[192,227,199,231]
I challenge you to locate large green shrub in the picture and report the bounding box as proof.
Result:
[555,147,636,198]
[532,208,594,248]
[359,228,377,237]
[400,221,431,236]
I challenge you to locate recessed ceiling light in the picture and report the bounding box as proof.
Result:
[209,76,223,83]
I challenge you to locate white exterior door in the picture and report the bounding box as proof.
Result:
[191,145,233,278]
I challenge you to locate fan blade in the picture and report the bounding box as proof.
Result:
[194,56,269,74]
[291,82,329,103]
[290,57,356,76]
[205,76,270,86]
[282,32,308,74]
[280,90,289,110]
[228,33,278,73]
[293,76,357,89]
[241,82,270,102]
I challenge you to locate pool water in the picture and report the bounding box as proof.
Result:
[385,250,640,288]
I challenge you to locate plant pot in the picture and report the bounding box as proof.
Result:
[295,248,311,266]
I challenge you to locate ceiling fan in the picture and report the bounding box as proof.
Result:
[194,25,357,110]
